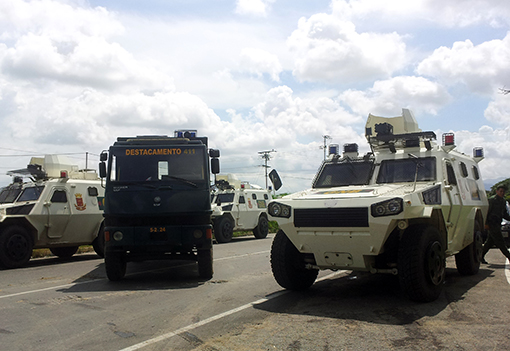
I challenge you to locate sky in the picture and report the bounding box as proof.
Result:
[1,0,510,193]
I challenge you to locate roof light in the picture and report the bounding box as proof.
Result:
[343,143,358,153]
[174,130,197,138]
[60,170,68,179]
[473,147,484,158]
[442,133,454,146]
[328,144,339,155]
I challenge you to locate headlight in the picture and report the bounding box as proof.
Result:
[371,198,403,217]
[268,202,291,218]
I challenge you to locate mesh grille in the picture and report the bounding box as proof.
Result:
[294,208,369,228]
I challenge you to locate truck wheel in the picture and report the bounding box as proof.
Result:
[214,217,234,243]
[253,216,269,239]
[92,224,105,258]
[271,230,318,290]
[50,246,79,258]
[455,221,483,275]
[105,251,127,281]
[197,248,213,279]
[0,226,33,268]
[398,225,445,302]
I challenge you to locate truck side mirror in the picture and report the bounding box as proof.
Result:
[100,152,108,162]
[269,169,282,191]
[211,158,220,174]
[99,162,107,178]
[209,149,220,158]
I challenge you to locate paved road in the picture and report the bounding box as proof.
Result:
[1,234,510,350]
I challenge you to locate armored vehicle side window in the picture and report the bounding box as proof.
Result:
[252,194,257,200]
[239,196,245,204]
[472,165,480,180]
[459,162,468,177]
[264,194,269,200]
[88,187,99,197]
[51,190,68,203]
[377,157,436,184]
[17,186,45,202]
[446,163,457,185]
[314,161,374,188]
[215,193,234,204]
[0,186,22,204]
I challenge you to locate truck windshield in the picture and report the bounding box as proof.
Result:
[377,157,436,184]
[110,147,207,183]
[17,186,45,202]
[313,160,374,188]
[0,185,22,204]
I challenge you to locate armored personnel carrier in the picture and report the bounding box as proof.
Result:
[268,109,488,302]
[0,155,105,268]
[211,174,271,243]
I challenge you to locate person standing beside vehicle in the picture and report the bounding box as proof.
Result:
[481,185,510,264]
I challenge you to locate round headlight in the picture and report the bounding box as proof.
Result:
[269,203,282,216]
[375,205,386,216]
[113,231,123,241]
[387,200,401,213]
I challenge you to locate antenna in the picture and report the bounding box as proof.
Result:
[320,135,332,160]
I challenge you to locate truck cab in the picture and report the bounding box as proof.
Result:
[99,131,220,281]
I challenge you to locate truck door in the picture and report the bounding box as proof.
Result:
[236,193,247,228]
[45,188,71,239]
[444,161,463,244]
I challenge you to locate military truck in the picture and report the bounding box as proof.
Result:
[99,130,220,281]
[0,155,105,268]
[211,174,271,243]
[268,109,488,302]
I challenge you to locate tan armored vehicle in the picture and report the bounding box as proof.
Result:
[268,109,488,302]
[0,155,105,268]
[211,174,271,243]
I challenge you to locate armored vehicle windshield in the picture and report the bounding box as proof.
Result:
[313,159,374,188]
[377,156,436,184]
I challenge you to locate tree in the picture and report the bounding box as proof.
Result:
[500,88,510,95]
[488,178,510,202]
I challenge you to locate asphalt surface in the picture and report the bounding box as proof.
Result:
[1,234,510,351]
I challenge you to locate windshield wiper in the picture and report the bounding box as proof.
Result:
[162,175,198,188]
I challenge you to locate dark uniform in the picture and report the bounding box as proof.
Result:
[481,194,510,262]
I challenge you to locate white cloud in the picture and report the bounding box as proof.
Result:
[485,93,510,126]
[340,76,452,116]
[417,35,510,95]
[330,0,510,28]
[287,13,407,83]
[234,0,275,17]
[239,48,282,82]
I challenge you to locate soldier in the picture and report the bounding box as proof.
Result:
[481,185,510,264]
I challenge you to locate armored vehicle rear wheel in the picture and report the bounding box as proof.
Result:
[50,246,78,258]
[214,216,234,243]
[105,251,127,281]
[455,220,483,275]
[398,225,445,302]
[0,226,33,268]
[198,248,213,279]
[271,230,318,290]
[253,216,269,239]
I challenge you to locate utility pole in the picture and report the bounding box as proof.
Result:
[320,135,332,160]
[258,149,276,189]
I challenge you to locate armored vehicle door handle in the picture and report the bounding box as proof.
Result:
[444,185,453,191]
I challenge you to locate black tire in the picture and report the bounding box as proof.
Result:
[197,248,213,279]
[50,246,79,258]
[105,251,127,281]
[214,216,234,243]
[398,225,445,302]
[270,230,318,290]
[92,224,105,258]
[253,216,269,239]
[455,220,483,275]
[0,226,33,268]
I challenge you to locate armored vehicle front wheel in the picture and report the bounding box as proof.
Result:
[0,226,33,268]
[214,216,234,243]
[455,220,483,275]
[197,248,213,279]
[50,246,79,258]
[105,251,127,281]
[253,216,269,239]
[398,225,445,302]
[271,230,318,290]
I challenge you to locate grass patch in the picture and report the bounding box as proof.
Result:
[31,245,96,259]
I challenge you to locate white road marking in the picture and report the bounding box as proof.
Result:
[505,259,510,285]
[118,270,347,351]
[0,250,270,300]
